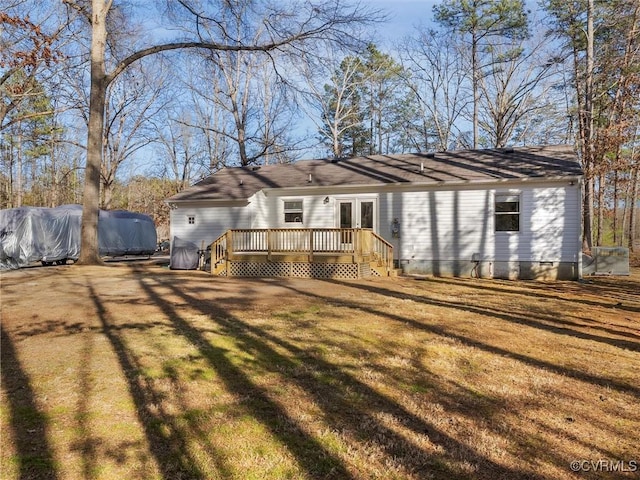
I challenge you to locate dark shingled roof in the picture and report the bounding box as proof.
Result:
[167,145,582,202]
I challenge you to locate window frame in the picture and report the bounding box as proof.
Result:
[283,199,304,224]
[187,215,196,225]
[494,193,520,232]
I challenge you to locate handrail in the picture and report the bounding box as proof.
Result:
[370,231,394,271]
[210,232,227,271]
[229,228,359,254]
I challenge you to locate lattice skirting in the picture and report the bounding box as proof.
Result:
[226,261,362,279]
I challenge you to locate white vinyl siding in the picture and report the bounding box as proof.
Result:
[493,187,581,262]
[267,195,336,229]
[170,205,251,248]
[382,188,494,262]
[250,191,269,229]
[380,183,580,263]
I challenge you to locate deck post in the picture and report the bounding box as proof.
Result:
[362,230,371,260]
[353,229,360,263]
[226,230,232,275]
[267,229,272,262]
[308,229,314,262]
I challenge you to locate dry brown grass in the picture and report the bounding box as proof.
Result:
[1,263,639,479]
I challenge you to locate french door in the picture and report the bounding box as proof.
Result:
[338,199,377,242]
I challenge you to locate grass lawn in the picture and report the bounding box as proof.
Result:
[1,263,639,479]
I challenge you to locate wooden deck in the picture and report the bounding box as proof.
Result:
[209,228,394,278]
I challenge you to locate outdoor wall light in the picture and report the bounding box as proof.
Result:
[323,196,330,204]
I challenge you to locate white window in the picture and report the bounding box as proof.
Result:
[187,215,196,225]
[495,194,520,232]
[284,200,303,223]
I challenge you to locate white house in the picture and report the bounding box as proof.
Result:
[166,145,583,280]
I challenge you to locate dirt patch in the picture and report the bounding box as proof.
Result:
[2,262,639,480]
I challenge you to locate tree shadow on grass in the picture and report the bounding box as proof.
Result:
[129,277,357,480]
[138,273,548,480]
[269,278,640,477]
[284,279,640,398]
[1,324,59,480]
[69,332,101,480]
[399,279,640,351]
[86,282,220,480]
[414,275,640,314]
[427,277,640,342]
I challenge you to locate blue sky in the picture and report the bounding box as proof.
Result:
[369,0,439,44]
[369,0,545,46]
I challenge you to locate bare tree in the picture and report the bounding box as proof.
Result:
[147,57,232,180]
[303,53,368,157]
[152,105,209,192]
[178,0,301,167]
[476,33,560,148]
[189,48,295,166]
[434,0,529,149]
[255,61,298,164]
[399,29,470,151]
[62,0,382,265]
[101,63,166,208]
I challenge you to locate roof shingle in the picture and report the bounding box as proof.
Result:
[167,145,582,202]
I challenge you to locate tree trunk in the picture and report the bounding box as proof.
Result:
[596,174,604,246]
[613,169,619,245]
[16,127,23,207]
[102,180,113,210]
[333,127,341,157]
[583,176,594,252]
[472,32,479,149]
[581,0,595,252]
[50,133,57,207]
[629,166,639,252]
[621,171,629,249]
[78,0,108,265]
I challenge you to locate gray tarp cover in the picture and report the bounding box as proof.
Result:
[170,236,199,270]
[0,205,157,270]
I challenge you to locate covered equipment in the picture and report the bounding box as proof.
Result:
[0,205,157,270]
[169,236,199,270]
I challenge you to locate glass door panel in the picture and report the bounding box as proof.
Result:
[339,202,352,228]
[339,201,353,244]
[360,201,374,229]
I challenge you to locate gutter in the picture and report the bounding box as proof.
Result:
[165,199,250,209]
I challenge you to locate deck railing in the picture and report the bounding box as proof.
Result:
[210,228,393,274]
[370,231,393,269]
